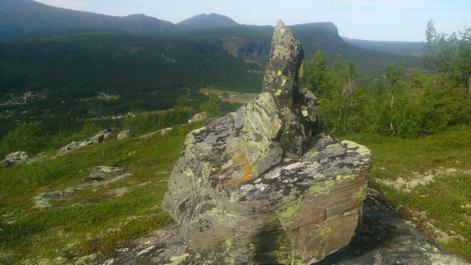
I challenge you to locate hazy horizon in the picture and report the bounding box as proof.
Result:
[34,0,471,42]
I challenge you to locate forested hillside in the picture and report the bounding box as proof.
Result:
[0,22,419,140]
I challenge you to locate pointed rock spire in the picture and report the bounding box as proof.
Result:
[263,20,316,155]
[263,20,304,107]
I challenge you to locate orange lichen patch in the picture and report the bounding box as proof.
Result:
[217,154,255,189]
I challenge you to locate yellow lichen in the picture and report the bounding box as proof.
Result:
[225,239,233,250]
[281,77,287,86]
[352,185,367,200]
[280,205,299,220]
[319,226,333,241]
[306,180,335,196]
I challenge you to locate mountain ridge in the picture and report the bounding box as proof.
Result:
[0,0,242,38]
[177,13,238,31]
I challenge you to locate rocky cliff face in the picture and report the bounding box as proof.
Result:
[159,21,372,264]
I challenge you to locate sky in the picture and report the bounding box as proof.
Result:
[35,0,471,41]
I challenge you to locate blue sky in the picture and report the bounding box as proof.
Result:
[36,0,471,41]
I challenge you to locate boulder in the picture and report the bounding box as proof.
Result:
[161,21,372,264]
[117,130,133,140]
[2,151,29,166]
[188,112,208,124]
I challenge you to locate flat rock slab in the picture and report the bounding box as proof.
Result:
[96,189,469,265]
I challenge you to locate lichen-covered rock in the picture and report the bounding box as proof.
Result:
[262,21,320,155]
[161,21,372,264]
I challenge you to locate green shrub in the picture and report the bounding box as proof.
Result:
[0,121,44,157]
[199,92,222,117]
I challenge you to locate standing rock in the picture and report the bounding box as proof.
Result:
[161,21,371,264]
[188,112,208,124]
[263,21,319,155]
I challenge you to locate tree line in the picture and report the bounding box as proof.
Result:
[305,21,471,138]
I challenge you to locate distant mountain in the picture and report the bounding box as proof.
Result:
[0,0,175,38]
[177,13,238,31]
[0,0,236,39]
[0,0,232,39]
[344,38,424,56]
[119,14,175,33]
